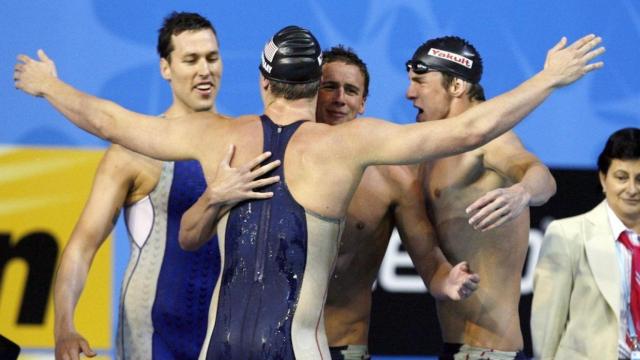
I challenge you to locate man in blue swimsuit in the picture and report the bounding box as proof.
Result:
[51,12,277,360]
[15,26,604,359]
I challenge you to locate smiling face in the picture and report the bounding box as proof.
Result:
[600,159,640,227]
[160,28,222,115]
[316,61,366,125]
[405,70,453,122]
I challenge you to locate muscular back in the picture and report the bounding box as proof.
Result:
[421,144,529,351]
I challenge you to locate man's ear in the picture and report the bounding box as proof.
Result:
[160,57,171,81]
[261,75,270,91]
[358,97,366,115]
[448,77,469,98]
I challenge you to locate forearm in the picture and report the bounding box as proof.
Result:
[41,77,125,142]
[53,249,91,338]
[422,249,453,300]
[40,77,193,161]
[516,163,556,206]
[461,72,556,150]
[367,72,558,166]
[179,194,225,251]
[401,227,454,300]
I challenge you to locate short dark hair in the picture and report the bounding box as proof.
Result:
[440,73,486,102]
[268,79,320,100]
[597,127,640,174]
[157,11,217,62]
[322,45,370,99]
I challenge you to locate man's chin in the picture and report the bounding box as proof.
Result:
[193,103,215,112]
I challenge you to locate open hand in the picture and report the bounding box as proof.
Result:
[14,49,58,96]
[466,183,529,232]
[445,261,480,301]
[543,34,605,87]
[55,331,96,360]
[205,144,281,207]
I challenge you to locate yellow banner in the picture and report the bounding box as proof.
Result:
[0,147,111,350]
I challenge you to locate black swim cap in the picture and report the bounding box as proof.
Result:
[406,36,483,84]
[260,25,323,84]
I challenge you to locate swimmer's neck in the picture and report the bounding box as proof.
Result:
[264,96,317,125]
[442,97,481,120]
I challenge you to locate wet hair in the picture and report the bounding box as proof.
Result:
[597,127,640,174]
[322,45,370,99]
[268,79,320,100]
[157,11,217,62]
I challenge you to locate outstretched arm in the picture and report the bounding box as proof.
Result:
[466,131,556,231]
[346,35,604,167]
[179,145,281,250]
[54,146,136,360]
[392,166,479,300]
[14,50,209,161]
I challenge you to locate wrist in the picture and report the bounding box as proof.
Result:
[39,76,57,97]
[54,321,75,339]
[512,183,532,205]
[205,188,227,208]
[535,69,561,89]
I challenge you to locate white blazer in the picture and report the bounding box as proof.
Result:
[532,200,621,360]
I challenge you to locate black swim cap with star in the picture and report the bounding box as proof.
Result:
[259,25,323,84]
[406,36,483,84]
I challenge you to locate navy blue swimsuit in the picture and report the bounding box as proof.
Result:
[202,115,343,360]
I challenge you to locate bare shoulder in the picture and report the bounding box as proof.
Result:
[230,113,260,123]
[102,144,163,203]
[223,113,262,138]
[100,144,146,176]
[345,116,395,131]
[105,144,160,169]
[483,130,544,176]
[183,112,233,135]
[225,114,264,134]
[188,111,229,122]
[331,117,396,137]
[376,164,421,198]
[296,121,349,155]
[484,130,526,153]
[383,164,419,187]
[322,117,393,151]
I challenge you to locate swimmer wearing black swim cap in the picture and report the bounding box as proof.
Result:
[406,35,555,360]
[260,25,323,84]
[406,36,483,84]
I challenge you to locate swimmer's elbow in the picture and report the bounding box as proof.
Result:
[532,172,558,206]
[178,232,201,251]
[87,98,128,143]
[94,118,114,142]
[466,129,488,149]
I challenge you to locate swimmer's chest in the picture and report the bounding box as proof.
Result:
[343,166,395,240]
[423,150,508,203]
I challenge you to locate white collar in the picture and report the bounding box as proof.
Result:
[606,201,636,242]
